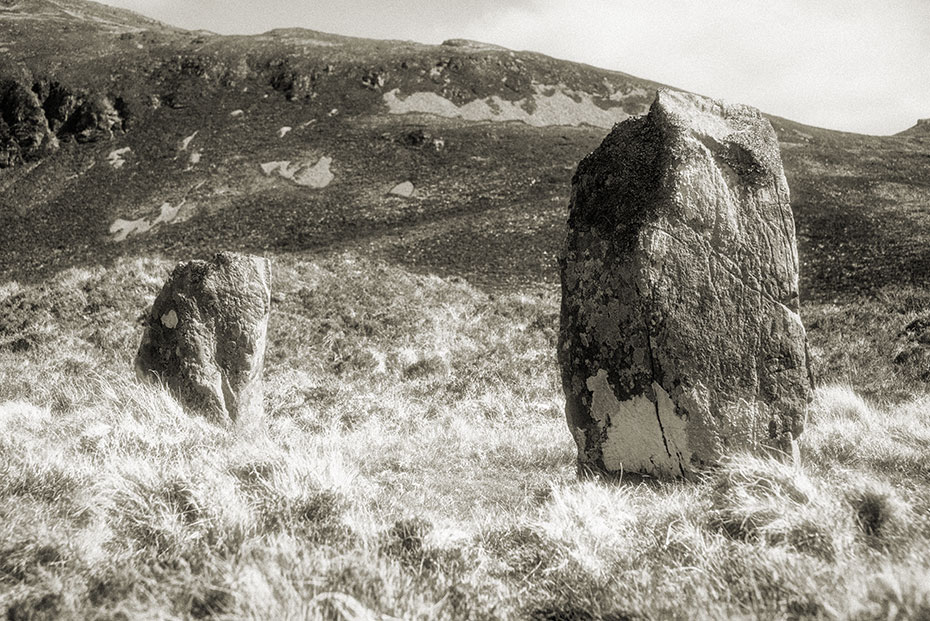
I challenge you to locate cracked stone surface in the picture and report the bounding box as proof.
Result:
[558,89,813,479]
[135,252,272,426]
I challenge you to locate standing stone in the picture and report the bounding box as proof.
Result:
[558,90,813,479]
[135,252,272,425]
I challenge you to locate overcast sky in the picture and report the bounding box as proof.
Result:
[97,0,929,135]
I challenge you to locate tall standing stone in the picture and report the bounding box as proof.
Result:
[136,252,272,425]
[558,90,813,479]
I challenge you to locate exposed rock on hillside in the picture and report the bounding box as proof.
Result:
[135,252,272,425]
[898,118,930,137]
[260,155,334,188]
[559,90,813,479]
[0,79,57,167]
[0,76,128,167]
[441,39,510,52]
[382,83,640,129]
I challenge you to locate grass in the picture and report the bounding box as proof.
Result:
[1,253,929,619]
[805,286,930,401]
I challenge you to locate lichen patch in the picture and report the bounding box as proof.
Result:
[586,369,691,477]
[161,309,178,329]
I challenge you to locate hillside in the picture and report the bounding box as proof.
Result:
[2,0,927,303]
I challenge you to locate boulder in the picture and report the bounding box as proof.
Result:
[388,181,414,198]
[135,252,272,425]
[558,89,813,479]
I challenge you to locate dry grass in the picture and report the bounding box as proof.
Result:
[1,254,929,620]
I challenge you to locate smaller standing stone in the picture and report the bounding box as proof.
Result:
[135,252,272,425]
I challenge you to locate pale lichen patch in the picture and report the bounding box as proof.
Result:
[161,309,178,329]
[586,369,691,477]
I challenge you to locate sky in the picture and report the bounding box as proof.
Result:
[95,0,930,135]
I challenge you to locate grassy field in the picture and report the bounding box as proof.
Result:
[1,254,929,620]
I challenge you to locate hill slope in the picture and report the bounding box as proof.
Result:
[2,0,928,302]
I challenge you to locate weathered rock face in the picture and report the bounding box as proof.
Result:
[135,252,272,425]
[68,94,124,143]
[0,79,58,167]
[558,89,813,479]
[1,76,130,167]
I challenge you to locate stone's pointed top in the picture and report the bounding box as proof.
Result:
[649,89,784,186]
[652,89,766,128]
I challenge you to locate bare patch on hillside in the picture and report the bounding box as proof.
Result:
[260,155,334,188]
[388,181,414,198]
[180,131,198,151]
[109,201,183,241]
[106,147,130,169]
[383,83,642,129]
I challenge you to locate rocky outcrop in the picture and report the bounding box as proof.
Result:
[898,118,930,138]
[0,77,129,167]
[33,79,129,142]
[0,79,58,167]
[135,252,272,425]
[559,89,813,479]
[67,94,125,142]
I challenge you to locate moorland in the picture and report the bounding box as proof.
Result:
[1,1,929,618]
